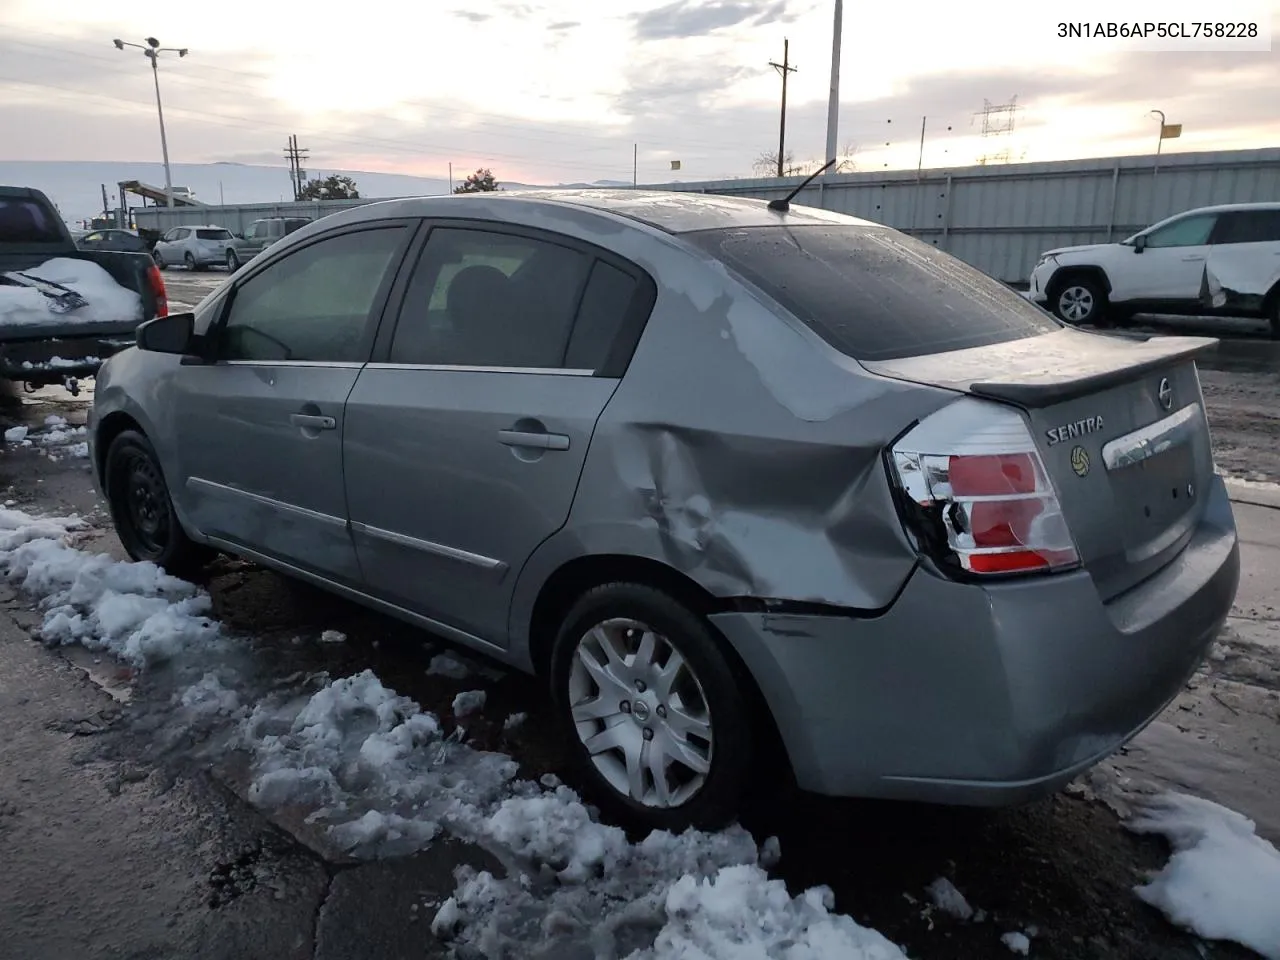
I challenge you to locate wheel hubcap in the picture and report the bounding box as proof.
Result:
[567,618,713,809]
[1059,285,1094,322]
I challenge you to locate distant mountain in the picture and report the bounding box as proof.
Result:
[0,160,645,225]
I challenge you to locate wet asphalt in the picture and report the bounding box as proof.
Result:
[0,270,1275,960]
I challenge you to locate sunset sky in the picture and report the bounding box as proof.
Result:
[1,0,1276,185]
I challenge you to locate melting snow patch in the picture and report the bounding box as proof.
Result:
[1127,792,1280,959]
[0,507,221,666]
[427,652,471,679]
[452,689,486,718]
[926,876,974,920]
[1002,931,1031,954]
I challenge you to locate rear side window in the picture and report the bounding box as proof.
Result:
[684,225,1058,362]
[284,219,309,235]
[1209,210,1280,245]
[197,228,232,240]
[0,198,63,243]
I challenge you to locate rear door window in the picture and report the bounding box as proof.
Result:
[1209,210,1280,245]
[684,225,1058,362]
[197,228,232,240]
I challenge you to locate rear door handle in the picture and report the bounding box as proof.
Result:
[498,429,570,451]
[290,413,336,430]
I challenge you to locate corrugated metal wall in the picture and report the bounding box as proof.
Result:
[660,148,1280,282]
[134,148,1280,283]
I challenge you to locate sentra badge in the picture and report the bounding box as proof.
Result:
[1046,415,1104,447]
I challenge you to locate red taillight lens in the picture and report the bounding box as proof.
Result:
[889,401,1080,578]
[146,264,168,317]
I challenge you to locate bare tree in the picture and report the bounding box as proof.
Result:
[752,150,815,178]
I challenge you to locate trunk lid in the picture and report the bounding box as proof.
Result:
[864,328,1219,600]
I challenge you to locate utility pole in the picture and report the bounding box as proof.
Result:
[916,116,927,178]
[113,37,187,208]
[633,143,638,187]
[283,135,310,200]
[824,1,842,172]
[448,162,454,193]
[769,39,797,178]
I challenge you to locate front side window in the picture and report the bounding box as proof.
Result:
[219,227,406,363]
[1143,214,1216,248]
[388,227,591,368]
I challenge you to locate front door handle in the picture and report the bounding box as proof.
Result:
[1181,255,1205,262]
[498,429,570,451]
[290,413,336,430]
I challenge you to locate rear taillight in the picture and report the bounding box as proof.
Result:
[888,398,1079,577]
[146,263,168,317]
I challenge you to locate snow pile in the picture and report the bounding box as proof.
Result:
[436,794,907,959]
[4,425,29,444]
[452,689,486,718]
[0,258,142,327]
[1001,931,1031,954]
[926,876,974,920]
[32,415,90,460]
[0,507,221,665]
[1127,792,1280,959]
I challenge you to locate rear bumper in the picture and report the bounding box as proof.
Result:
[0,335,135,384]
[710,476,1239,805]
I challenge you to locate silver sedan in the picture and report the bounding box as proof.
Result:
[87,191,1239,831]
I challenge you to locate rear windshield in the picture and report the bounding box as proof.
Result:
[283,219,309,234]
[684,225,1058,361]
[197,228,233,240]
[0,197,64,244]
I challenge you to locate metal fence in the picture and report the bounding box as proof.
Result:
[134,147,1280,283]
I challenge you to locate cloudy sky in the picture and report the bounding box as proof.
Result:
[1,0,1277,185]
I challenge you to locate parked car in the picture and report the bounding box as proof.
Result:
[88,191,1240,832]
[152,225,237,271]
[77,228,151,254]
[1026,202,1280,337]
[0,185,168,389]
[227,217,312,270]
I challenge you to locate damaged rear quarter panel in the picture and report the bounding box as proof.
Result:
[507,224,962,654]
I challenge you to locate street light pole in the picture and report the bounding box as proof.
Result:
[1150,108,1166,181]
[113,37,188,208]
[824,0,843,172]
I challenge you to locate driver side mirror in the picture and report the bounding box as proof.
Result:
[1133,234,1147,253]
[136,311,203,358]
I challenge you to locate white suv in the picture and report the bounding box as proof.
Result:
[1026,202,1280,338]
[152,225,237,272]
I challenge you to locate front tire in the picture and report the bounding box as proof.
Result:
[1052,276,1108,326]
[152,249,167,270]
[226,249,240,271]
[1268,296,1280,341]
[549,583,753,832]
[104,430,212,577]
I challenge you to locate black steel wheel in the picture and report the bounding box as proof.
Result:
[104,429,212,575]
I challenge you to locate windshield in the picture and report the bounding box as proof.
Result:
[197,228,233,240]
[684,224,1058,362]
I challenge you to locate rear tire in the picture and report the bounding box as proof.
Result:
[152,249,167,270]
[1051,275,1108,326]
[1268,296,1280,341]
[549,583,753,832]
[104,429,213,578]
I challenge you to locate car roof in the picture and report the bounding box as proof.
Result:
[352,189,877,235]
[1182,202,1280,215]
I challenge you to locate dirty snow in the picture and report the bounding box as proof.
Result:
[318,629,346,644]
[502,711,527,732]
[926,876,974,920]
[0,507,221,666]
[1001,931,1031,954]
[452,689,486,718]
[1127,792,1280,959]
[427,651,471,679]
[4,425,28,443]
[0,258,143,327]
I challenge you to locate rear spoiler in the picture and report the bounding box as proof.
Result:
[861,328,1220,409]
